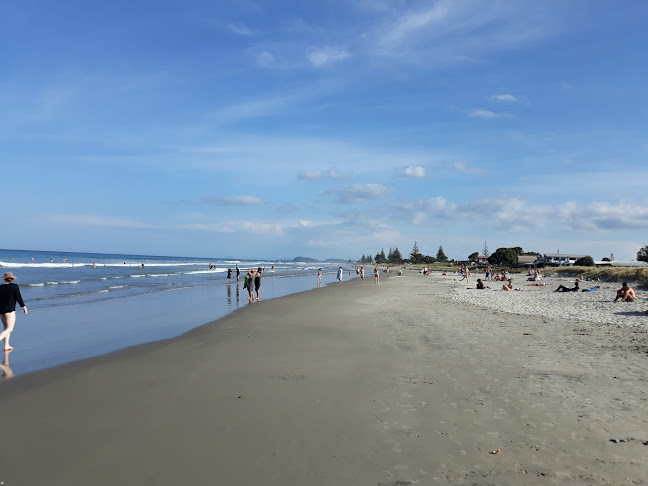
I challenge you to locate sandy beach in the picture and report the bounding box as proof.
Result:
[1,272,647,485]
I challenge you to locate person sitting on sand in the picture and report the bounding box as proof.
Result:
[555,280,580,292]
[476,278,484,289]
[614,282,636,302]
[502,278,514,291]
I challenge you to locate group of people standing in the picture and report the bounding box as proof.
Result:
[224,265,262,303]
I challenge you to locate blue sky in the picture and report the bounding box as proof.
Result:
[2,0,647,260]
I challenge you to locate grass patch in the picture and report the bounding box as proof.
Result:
[544,266,648,288]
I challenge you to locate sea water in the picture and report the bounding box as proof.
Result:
[0,249,350,377]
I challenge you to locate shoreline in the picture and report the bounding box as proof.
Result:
[1,273,647,484]
[2,272,344,377]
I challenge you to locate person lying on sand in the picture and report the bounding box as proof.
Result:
[614,282,636,302]
[555,280,579,292]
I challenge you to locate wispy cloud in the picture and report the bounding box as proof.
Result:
[228,23,253,35]
[372,1,556,61]
[307,47,352,67]
[491,94,518,102]
[298,168,352,180]
[396,197,648,232]
[399,165,425,178]
[469,109,510,119]
[324,184,388,204]
[48,214,157,229]
[256,51,275,67]
[453,162,486,175]
[201,195,264,206]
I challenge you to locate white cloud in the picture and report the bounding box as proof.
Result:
[201,195,264,206]
[373,0,556,59]
[397,197,648,232]
[399,165,425,178]
[491,94,518,102]
[307,47,351,67]
[370,230,402,242]
[324,183,388,204]
[298,168,352,180]
[327,169,352,180]
[469,109,509,119]
[298,170,322,180]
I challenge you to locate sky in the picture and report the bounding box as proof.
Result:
[2,0,647,261]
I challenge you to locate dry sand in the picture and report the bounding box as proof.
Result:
[1,273,647,485]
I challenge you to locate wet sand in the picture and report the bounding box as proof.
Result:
[1,273,647,485]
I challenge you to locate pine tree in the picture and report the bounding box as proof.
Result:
[388,247,393,261]
[380,249,386,262]
[482,240,489,258]
[410,241,423,263]
[391,247,402,262]
[436,245,448,262]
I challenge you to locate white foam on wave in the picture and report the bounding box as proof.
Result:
[109,285,126,289]
[61,280,80,284]
[26,282,45,287]
[186,269,226,275]
[46,281,59,285]
[0,261,89,269]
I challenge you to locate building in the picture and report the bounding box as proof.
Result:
[594,260,648,267]
[535,253,588,267]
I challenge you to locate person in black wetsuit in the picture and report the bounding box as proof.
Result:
[254,267,262,301]
[555,280,579,292]
[0,272,28,351]
[236,265,240,283]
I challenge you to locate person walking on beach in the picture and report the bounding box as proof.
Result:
[236,265,240,283]
[0,272,28,352]
[226,268,232,284]
[254,267,262,301]
[374,266,380,284]
[317,268,322,287]
[360,266,365,282]
[337,266,343,283]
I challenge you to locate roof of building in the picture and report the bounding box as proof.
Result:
[542,254,588,259]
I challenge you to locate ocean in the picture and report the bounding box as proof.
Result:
[0,249,351,377]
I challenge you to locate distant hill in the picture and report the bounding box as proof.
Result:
[292,256,317,262]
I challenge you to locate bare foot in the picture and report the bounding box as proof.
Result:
[5,346,14,351]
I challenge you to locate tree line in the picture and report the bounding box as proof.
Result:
[358,241,449,264]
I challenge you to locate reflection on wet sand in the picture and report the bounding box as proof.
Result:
[0,350,13,379]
